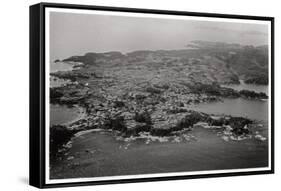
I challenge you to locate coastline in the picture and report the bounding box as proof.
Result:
[48,46,269,179]
[50,125,268,179]
[62,106,87,128]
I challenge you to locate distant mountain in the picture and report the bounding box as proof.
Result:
[61,41,268,85]
[187,41,269,85]
[63,51,125,64]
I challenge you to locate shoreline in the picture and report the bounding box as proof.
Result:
[49,60,269,162]
[48,46,269,178]
[62,106,87,128]
[50,125,268,180]
[49,106,268,167]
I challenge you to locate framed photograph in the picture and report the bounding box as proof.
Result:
[30,2,274,188]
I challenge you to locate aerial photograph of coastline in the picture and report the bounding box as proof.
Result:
[48,10,270,180]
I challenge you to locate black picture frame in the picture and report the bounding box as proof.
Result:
[30,2,275,188]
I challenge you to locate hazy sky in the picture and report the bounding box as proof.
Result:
[49,11,268,61]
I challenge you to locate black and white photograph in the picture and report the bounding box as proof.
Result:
[38,4,273,186]
[1,0,281,190]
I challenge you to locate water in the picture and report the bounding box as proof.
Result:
[50,127,268,179]
[189,98,268,122]
[50,104,83,126]
[222,80,268,94]
[189,83,269,137]
[50,61,84,126]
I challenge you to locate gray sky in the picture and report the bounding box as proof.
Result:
[49,11,268,61]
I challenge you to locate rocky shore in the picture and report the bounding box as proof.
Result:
[50,108,256,159]
[49,77,264,160]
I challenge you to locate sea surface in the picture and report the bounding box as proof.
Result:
[50,104,83,126]
[50,127,268,179]
[189,98,268,122]
[222,80,268,94]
